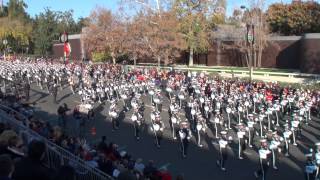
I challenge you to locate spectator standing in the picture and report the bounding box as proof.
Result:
[55,165,76,180]
[13,140,52,180]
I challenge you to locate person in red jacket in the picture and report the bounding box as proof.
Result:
[155,167,172,180]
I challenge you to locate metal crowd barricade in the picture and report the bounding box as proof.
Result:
[0,104,113,180]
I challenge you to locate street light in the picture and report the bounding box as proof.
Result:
[240,5,254,82]
[2,39,7,60]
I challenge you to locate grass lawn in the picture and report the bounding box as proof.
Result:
[185,66,299,73]
[131,64,300,73]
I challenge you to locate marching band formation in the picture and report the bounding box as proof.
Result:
[1,59,320,179]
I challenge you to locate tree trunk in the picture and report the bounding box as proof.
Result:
[111,52,116,64]
[112,56,116,64]
[258,47,262,67]
[254,50,257,68]
[164,56,169,65]
[157,56,161,69]
[245,52,249,67]
[188,47,194,67]
[133,57,137,67]
[217,40,221,66]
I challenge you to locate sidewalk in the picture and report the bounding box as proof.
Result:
[219,73,309,83]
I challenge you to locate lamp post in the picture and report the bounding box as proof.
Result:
[2,39,7,60]
[240,5,254,82]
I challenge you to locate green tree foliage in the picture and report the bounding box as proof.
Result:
[7,0,30,22]
[172,0,224,66]
[267,2,320,35]
[91,51,111,62]
[0,0,85,55]
[0,0,31,53]
[33,9,58,56]
[32,8,86,56]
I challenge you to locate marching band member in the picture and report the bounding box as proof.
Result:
[305,150,317,180]
[179,120,192,158]
[237,123,247,160]
[131,107,143,140]
[169,103,180,140]
[109,100,119,131]
[216,130,232,171]
[254,139,271,180]
[291,115,300,146]
[315,142,320,180]
[282,123,292,157]
[268,131,282,170]
[246,114,256,148]
[150,108,164,148]
[196,115,206,147]
[153,89,163,112]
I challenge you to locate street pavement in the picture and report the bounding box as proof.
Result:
[27,84,318,180]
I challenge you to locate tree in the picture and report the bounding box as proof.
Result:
[0,17,32,52]
[267,2,320,35]
[123,12,149,66]
[143,10,186,66]
[7,0,30,22]
[82,7,126,64]
[173,0,224,66]
[0,0,32,53]
[33,8,58,56]
[120,0,187,66]
[56,10,82,34]
[220,0,269,81]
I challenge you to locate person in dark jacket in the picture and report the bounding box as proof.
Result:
[55,165,76,180]
[24,83,30,101]
[0,154,14,180]
[13,140,52,180]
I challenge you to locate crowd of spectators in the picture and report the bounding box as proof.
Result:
[0,92,182,180]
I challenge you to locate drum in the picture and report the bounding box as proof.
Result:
[216,102,221,109]
[172,117,177,124]
[238,106,243,112]
[151,113,155,120]
[121,94,128,99]
[248,121,254,128]
[153,124,160,131]
[237,131,245,138]
[131,115,138,121]
[211,94,215,99]
[200,97,204,103]
[149,90,155,95]
[154,98,160,104]
[291,120,299,128]
[178,94,185,100]
[84,104,93,110]
[166,87,172,93]
[79,105,90,114]
[283,131,292,138]
[196,124,202,131]
[259,149,271,159]
[244,101,249,107]
[110,111,118,118]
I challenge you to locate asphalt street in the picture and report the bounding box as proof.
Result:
[28,84,318,180]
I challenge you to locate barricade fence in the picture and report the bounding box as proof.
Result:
[0,104,113,180]
[125,65,320,80]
